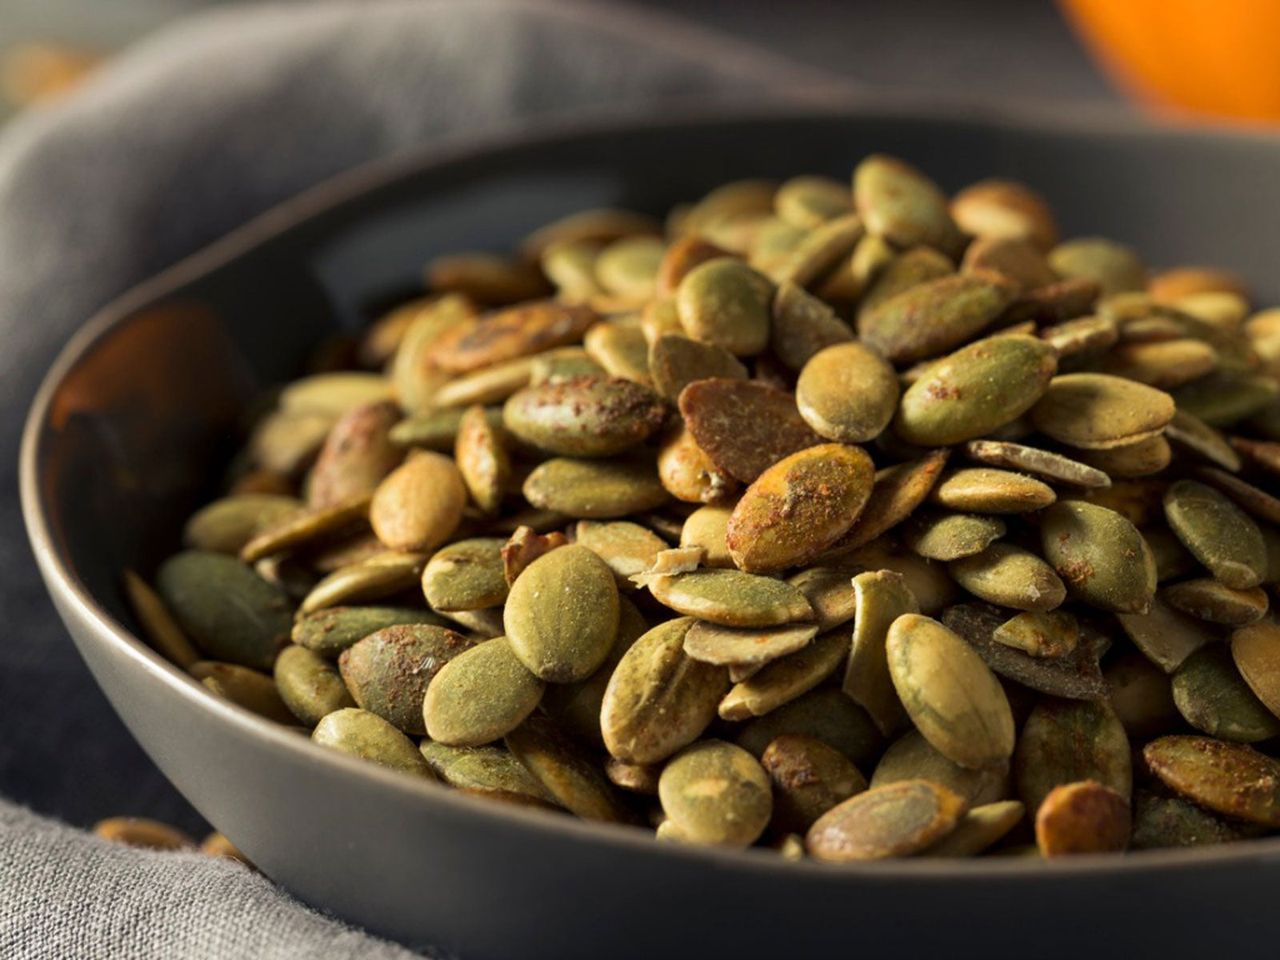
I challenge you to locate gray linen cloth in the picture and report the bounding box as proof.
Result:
[0,1,841,955]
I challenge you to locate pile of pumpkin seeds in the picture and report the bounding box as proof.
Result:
[127,155,1280,861]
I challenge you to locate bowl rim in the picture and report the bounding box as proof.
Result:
[21,97,1280,880]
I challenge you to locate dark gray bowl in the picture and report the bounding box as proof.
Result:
[21,106,1280,959]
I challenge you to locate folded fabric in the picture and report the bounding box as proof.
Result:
[0,1,838,955]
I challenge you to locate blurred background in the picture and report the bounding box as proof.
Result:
[2,1,1124,123]
[11,0,1280,128]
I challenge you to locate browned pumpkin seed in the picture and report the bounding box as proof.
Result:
[831,450,950,554]
[429,301,598,374]
[806,779,965,861]
[505,714,634,823]
[369,452,465,553]
[1014,698,1132,815]
[950,178,1059,251]
[925,799,1025,857]
[1163,578,1268,626]
[339,624,471,735]
[770,282,854,371]
[796,343,899,443]
[307,400,403,508]
[1034,780,1130,856]
[763,733,868,833]
[1144,736,1280,826]
[858,273,1018,365]
[787,566,860,633]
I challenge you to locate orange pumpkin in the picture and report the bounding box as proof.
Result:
[1060,0,1280,123]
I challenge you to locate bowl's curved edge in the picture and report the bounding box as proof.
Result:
[20,98,1280,882]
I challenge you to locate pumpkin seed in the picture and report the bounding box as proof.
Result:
[299,550,425,614]
[903,511,1006,561]
[788,566,860,634]
[429,301,597,374]
[949,543,1066,612]
[1195,466,1280,526]
[1164,479,1266,589]
[886,614,1015,769]
[1076,433,1171,478]
[504,544,619,683]
[453,405,510,515]
[420,741,554,806]
[582,320,652,384]
[762,733,868,833]
[1049,238,1146,296]
[1105,650,1179,738]
[858,273,1018,365]
[1173,370,1280,427]
[312,707,434,778]
[1163,578,1267,626]
[656,423,738,505]
[340,624,470,735]
[1034,781,1130,856]
[184,495,304,555]
[679,378,822,483]
[795,343,898,443]
[950,178,1059,251]
[735,687,884,770]
[1172,644,1280,743]
[1041,501,1157,614]
[726,443,875,573]
[1014,698,1132,815]
[992,611,1079,659]
[648,334,746,401]
[871,728,1009,806]
[1116,597,1217,674]
[765,214,863,288]
[1040,313,1119,360]
[600,617,729,764]
[658,740,773,848]
[857,245,955,320]
[1130,790,1258,850]
[156,551,292,671]
[854,154,961,253]
[191,661,296,724]
[123,570,201,668]
[239,494,371,564]
[926,800,1025,857]
[896,335,1057,447]
[505,714,634,823]
[833,450,950,553]
[842,571,916,735]
[647,569,813,627]
[770,282,853,371]
[930,468,1055,514]
[1144,735,1280,826]
[93,818,195,852]
[679,504,735,568]
[1230,620,1280,720]
[502,375,665,458]
[806,779,965,861]
[274,644,355,726]
[522,456,669,518]
[1031,373,1175,450]
[776,175,853,229]
[422,637,544,746]
[421,538,508,612]
[675,258,773,356]
[291,605,444,658]
[718,629,849,721]
[683,621,817,669]
[962,236,1057,290]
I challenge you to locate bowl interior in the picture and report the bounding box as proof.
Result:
[24,106,1280,958]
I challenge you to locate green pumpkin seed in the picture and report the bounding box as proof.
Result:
[949,544,1066,612]
[339,624,471,735]
[775,175,853,229]
[389,408,479,451]
[903,511,1006,561]
[422,637,545,747]
[785,566,859,634]
[958,442,1102,490]
[291,605,444,658]
[1101,339,1218,390]
[718,629,849,721]
[1162,578,1268,626]
[770,282,854,371]
[1164,479,1266,589]
[676,258,773,356]
[502,375,665,458]
[832,450,950,553]
[886,614,1015,769]
[841,539,960,615]
[299,550,425,614]
[1040,501,1157,613]
[604,758,661,795]
[505,714,634,823]
[843,571,916,736]
[503,544,619,683]
[1013,698,1132,815]
[925,800,1025,857]
[871,728,1009,806]
[941,603,1107,700]
[858,273,1018,365]
[419,741,554,806]
[1130,790,1258,850]
[765,214,863,288]
[854,154,961,253]
[1030,373,1175,450]
[183,495,304,555]
[280,373,394,418]
[658,740,773,848]
[573,520,667,588]
[191,661,295,724]
[762,733,868,833]
[273,645,355,726]
[582,320,652,384]
[992,611,1079,659]
[806,779,965,862]
[156,551,292,671]
[420,538,508,613]
[857,246,955,322]
[726,444,875,573]
[600,617,729,764]
[311,707,433,778]
[593,235,665,299]
[795,343,899,443]
[1230,620,1280,720]
[962,235,1057,289]
[1041,313,1119,359]
[1196,466,1280,526]
[683,621,817,669]
[648,334,746,401]
[523,207,660,260]
[735,687,884,770]
[647,569,813,627]
[522,456,669,518]
[896,336,1058,447]
[1116,597,1216,673]
[1165,409,1242,471]
[1076,433,1172,478]
[1172,644,1280,743]
[929,468,1055,514]
[239,494,371,564]
[1144,735,1280,826]
[1173,370,1280,427]
[1049,237,1146,296]
[1034,780,1130,856]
